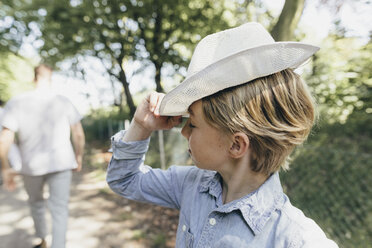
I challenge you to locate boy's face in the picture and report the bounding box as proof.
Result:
[181,100,231,171]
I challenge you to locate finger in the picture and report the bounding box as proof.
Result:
[149,92,160,112]
[173,116,182,125]
[168,116,182,128]
[154,93,165,116]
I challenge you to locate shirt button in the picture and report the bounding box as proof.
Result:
[182,225,187,232]
[209,218,216,226]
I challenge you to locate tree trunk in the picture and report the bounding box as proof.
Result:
[270,0,306,41]
[152,4,164,93]
[119,67,136,118]
[155,62,164,92]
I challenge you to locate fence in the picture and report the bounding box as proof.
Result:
[82,118,186,169]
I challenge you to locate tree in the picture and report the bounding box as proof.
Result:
[1,0,358,116]
[1,0,231,117]
[269,0,356,41]
[131,0,229,92]
[306,31,371,123]
[1,0,308,116]
[35,0,138,116]
[0,0,28,54]
[271,0,305,41]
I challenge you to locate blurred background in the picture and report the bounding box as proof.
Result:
[0,0,371,247]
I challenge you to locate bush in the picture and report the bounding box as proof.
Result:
[281,110,372,248]
[81,107,131,148]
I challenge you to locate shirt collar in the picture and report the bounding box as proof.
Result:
[199,171,285,236]
[198,170,221,199]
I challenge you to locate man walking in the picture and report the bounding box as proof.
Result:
[0,64,85,248]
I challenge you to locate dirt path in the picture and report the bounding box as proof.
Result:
[0,153,179,248]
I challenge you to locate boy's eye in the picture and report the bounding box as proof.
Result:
[189,123,196,128]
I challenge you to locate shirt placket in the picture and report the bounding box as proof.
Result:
[196,211,220,248]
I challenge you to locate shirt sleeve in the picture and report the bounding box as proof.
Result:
[1,99,19,132]
[58,95,82,125]
[288,218,340,248]
[106,130,193,209]
[290,237,339,248]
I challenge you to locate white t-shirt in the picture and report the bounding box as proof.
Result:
[1,88,82,175]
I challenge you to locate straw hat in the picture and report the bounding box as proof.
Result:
[159,22,319,116]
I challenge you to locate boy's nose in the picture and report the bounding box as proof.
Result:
[181,119,190,139]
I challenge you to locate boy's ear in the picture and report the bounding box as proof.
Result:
[229,132,250,158]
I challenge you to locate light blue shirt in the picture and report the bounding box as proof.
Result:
[107,131,339,248]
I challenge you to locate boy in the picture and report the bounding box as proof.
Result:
[106,22,338,247]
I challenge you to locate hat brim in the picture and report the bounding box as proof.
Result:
[159,42,319,116]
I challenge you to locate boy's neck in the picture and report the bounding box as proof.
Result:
[219,158,269,204]
[35,78,51,89]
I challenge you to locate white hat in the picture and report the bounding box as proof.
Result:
[159,22,319,116]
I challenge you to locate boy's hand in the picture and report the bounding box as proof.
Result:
[124,92,182,141]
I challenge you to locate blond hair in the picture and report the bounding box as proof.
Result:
[202,69,316,175]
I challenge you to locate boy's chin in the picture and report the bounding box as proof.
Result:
[189,156,199,167]
[193,161,209,170]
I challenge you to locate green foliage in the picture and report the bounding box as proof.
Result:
[306,34,372,123]
[81,107,131,145]
[119,212,133,221]
[150,233,167,248]
[132,229,146,240]
[0,53,34,102]
[0,0,32,54]
[1,0,238,113]
[131,0,230,65]
[130,0,232,91]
